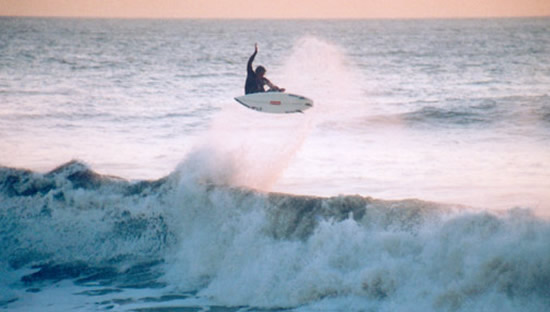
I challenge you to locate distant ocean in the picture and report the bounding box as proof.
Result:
[1,17,549,311]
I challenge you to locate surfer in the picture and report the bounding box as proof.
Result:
[244,43,285,94]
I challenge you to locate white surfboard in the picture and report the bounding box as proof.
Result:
[234,92,313,114]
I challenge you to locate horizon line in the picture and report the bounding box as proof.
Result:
[2,14,550,21]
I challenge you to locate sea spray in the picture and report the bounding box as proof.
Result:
[194,37,370,194]
[280,36,368,117]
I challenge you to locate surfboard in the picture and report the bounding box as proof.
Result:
[234,92,313,114]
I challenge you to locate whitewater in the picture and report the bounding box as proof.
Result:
[1,17,550,311]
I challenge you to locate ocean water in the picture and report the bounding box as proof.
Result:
[1,17,550,311]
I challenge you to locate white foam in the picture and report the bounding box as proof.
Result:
[163,167,550,311]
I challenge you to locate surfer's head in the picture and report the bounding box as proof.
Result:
[256,65,266,77]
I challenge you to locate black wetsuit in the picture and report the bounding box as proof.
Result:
[244,50,268,94]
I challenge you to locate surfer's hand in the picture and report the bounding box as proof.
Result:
[254,43,258,53]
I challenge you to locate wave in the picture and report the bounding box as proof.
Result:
[1,160,550,310]
[402,95,550,129]
[404,104,495,127]
[0,161,173,270]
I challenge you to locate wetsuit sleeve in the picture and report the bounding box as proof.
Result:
[247,50,257,75]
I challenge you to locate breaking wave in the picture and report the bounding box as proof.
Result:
[1,160,550,311]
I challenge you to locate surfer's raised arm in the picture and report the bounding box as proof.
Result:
[247,43,258,75]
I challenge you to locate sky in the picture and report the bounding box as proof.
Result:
[1,0,550,19]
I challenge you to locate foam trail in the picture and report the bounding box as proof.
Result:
[178,113,311,191]
[176,38,353,191]
[175,37,373,193]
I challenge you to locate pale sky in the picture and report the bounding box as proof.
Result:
[1,0,549,19]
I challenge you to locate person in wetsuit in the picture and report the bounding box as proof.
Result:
[244,44,285,94]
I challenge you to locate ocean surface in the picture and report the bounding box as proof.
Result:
[1,17,550,311]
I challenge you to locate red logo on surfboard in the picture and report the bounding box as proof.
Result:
[269,101,281,105]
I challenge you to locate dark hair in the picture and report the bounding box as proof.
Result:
[256,66,266,75]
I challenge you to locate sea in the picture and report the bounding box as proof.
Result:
[1,17,550,311]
